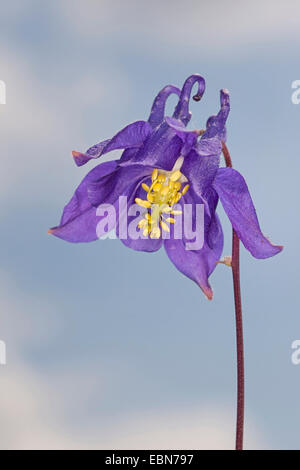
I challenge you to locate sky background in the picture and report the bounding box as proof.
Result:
[0,0,299,449]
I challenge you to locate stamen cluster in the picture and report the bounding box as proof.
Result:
[135,168,189,238]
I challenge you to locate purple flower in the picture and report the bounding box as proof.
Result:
[49,75,282,299]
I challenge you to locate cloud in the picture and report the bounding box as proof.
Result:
[0,45,67,203]
[0,363,265,449]
[59,0,300,55]
[0,42,129,206]
[0,271,267,450]
[91,407,265,450]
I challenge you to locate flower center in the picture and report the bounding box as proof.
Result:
[135,164,189,239]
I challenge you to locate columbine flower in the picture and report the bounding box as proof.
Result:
[49,74,282,299]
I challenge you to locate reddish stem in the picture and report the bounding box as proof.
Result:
[222,142,244,450]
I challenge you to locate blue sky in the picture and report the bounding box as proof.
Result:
[0,0,299,449]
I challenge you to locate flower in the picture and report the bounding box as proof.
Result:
[49,74,283,299]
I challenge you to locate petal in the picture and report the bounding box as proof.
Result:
[122,75,206,168]
[87,163,154,207]
[49,160,117,242]
[201,88,230,143]
[72,139,110,167]
[125,122,183,170]
[165,116,198,156]
[164,213,223,299]
[119,228,162,252]
[127,76,206,169]
[180,186,217,240]
[213,167,283,259]
[179,90,230,199]
[173,74,206,125]
[72,120,152,167]
[164,116,190,135]
[182,149,220,200]
[148,85,181,129]
[119,147,140,165]
[103,121,152,153]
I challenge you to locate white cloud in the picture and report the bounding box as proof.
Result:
[0,48,58,140]
[91,407,265,450]
[0,271,267,449]
[0,364,266,449]
[0,46,66,202]
[59,0,300,54]
[0,43,130,206]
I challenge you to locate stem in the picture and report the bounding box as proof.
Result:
[222,142,244,451]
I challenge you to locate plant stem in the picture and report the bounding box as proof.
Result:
[222,142,244,451]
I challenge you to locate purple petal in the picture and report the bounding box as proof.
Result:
[173,74,206,125]
[164,116,189,135]
[148,85,181,129]
[103,121,152,152]
[123,123,183,171]
[201,89,230,143]
[119,228,162,252]
[88,164,154,207]
[72,121,152,167]
[179,89,230,197]
[119,148,140,165]
[213,168,283,259]
[72,139,110,167]
[195,91,229,159]
[49,161,117,242]
[164,213,223,299]
[180,186,217,240]
[165,116,198,156]
[126,78,209,169]
[181,149,220,201]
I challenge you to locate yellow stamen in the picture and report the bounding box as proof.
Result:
[160,221,170,232]
[182,184,189,195]
[138,219,147,228]
[152,168,158,181]
[162,206,172,213]
[150,226,161,238]
[161,186,169,196]
[157,174,166,183]
[153,182,162,192]
[135,198,151,209]
[142,183,150,192]
[138,166,188,240]
[147,192,155,203]
[170,170,181,182]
